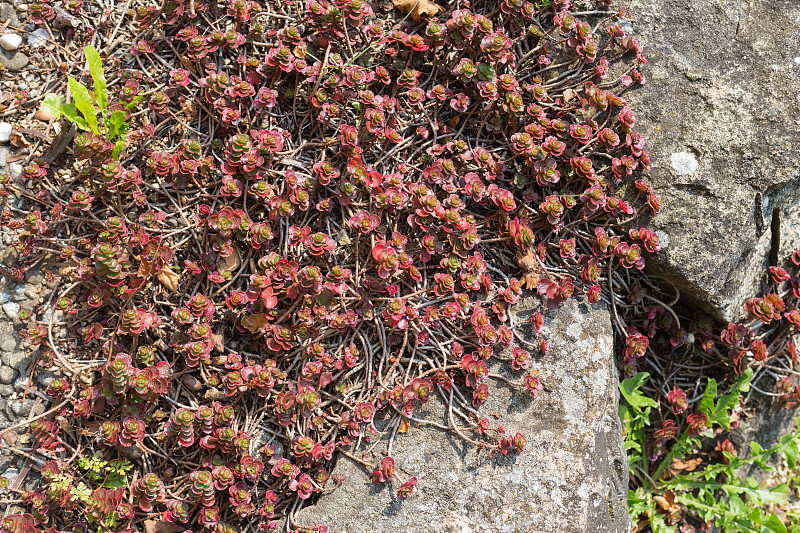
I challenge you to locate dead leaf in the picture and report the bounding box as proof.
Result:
[217,246,241,273]
[144,520,184,533]
[398,418,410,433]
[204,387,227,401]
[653,491,682,523]
[666,457,703,476]
[392,0,442,22]
[136,255,156,278]
[563,88,578,102]
[157,267,180,292]
[9,130,28,148]
[180,100,197,121]
[211,332,225,353]
[241,313,268,334]
[516,248,545,290]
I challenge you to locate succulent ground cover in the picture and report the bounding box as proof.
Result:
[1,0,800,531]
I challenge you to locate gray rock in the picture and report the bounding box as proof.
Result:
[10,397,34,417]
[625,0,800,322]
[2,468,18,484]
[26,28,47,48]
[0,385,13,397]
[0,332,17,354]
[0,3,18,26]
[0,245,18,267]
[294,296,630,533]
[35,368,55,388]
[2,301,19,319]
[0,366,15,385]
[8,162,22,181]
[0,49,27,71]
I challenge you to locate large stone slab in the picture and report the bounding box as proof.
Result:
[293,296,630,533]
[625,0,800,322]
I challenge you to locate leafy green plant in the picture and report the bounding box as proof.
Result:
[41,45,128,158]
[622,370,800,531]
[629,427,800,533]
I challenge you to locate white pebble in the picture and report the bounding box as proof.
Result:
[27,28,48,48]
[795,57,800,65]
[0,33,22,51]
[0,123,11,143]
[670,151,699,176]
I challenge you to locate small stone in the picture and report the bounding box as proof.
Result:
[0,385,13,397]
[8,162,22,181]
[26,27,46,47]
[0,3,18,25]
[0,123,11,143]
[0,246,14,268]
[0,33,21,51]
[2,301,19,319]
[33,108,52,122]
[0,336,16,354]
[10,398,34,417]
[35,369,55,388]
[0,50,28,71]
[0,366,14,385]
[2,468,18,484]
[12,376,27,393]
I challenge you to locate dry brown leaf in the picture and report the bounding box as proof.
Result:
[398,418,410,433]
[9,131,27,148]
[653,491,682,523]
[204,387,227,401]
[157,267,180,293]
[144,520,184,533]
[563,88,578,102]
[523,272,541,291]
[217,246,241,273]
[136,255,156,278]
[211,332,225,353]
[666,457,703,476]
[241,313,269,334]
[392,0,442,22]
[516,248,545,290]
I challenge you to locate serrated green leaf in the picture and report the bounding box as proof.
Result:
[698,377,717,416]
[60,103,89,131]
[780,433,799,470]
[112,138,125,160]
[620,372,659,409]
[764,513,789,533]
[105,110,128,140]
[42,94,89,131]
[68,76,99,133]
[41,93,64,119]
[84,45,107,112]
